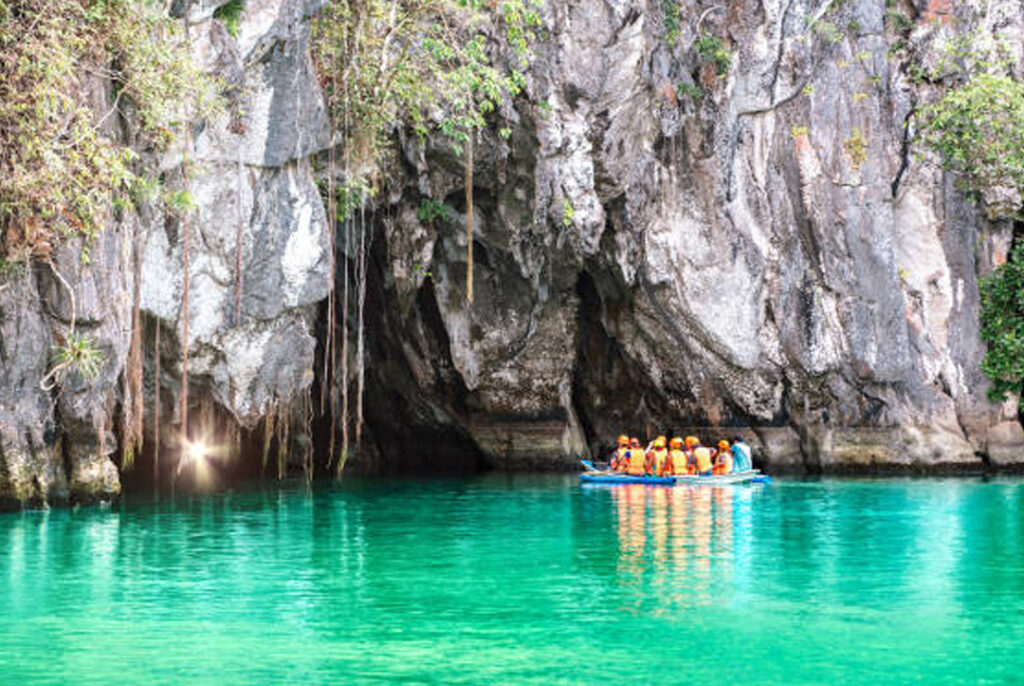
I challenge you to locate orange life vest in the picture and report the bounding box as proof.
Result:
[650,447,669,476]
[669,449,690,476]
[613,446,629,471]
[713,450,733,475]
[626,449,647,476]
[694,447,713,474]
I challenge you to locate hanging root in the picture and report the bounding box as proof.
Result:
[262,402,276,473]
[154,317,162,485]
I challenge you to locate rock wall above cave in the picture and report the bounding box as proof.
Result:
[370,0,1024,471]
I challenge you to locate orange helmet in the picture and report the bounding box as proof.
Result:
[669,437,683,448]
[684,436,700,449]
[617,434,629,446]
[718,439,730,450]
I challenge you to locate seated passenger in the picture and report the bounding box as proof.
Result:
[668,437,691,476]
[693,441,713,476]
[684,435,701,474]
[713,439,732,475]
[731,436,753,472]
[611,434,630,471]
[625,438,647,476]
[648,436,670,476]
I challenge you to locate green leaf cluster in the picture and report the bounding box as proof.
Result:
[980,242,1024,401]
[52,331,105,382]
[0,0,217,264]
[694,33,731,77]
[418,198,452,224]
[662,0,680,44]
[918,73,1024,200]
[214,0,243,38]
[311,0,542,193]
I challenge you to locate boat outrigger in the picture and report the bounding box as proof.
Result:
[578,461,771,485]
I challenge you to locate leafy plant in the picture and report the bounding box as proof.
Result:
[843,129,868,168]
[311,0,542,164]
[662,0,681,44]
[562,197,575,228]
[0,0,218,266]
[418,198,452,224]
[980,242,1024,401]
[677,82,703,101]
[695,33,731,77]
[885,10,912,34]
[790,125,809,139]
[40,331,105,391]
[214,0,244,38]
[918,74,1024,199]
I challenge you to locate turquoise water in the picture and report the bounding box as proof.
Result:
[2,475,1024,684]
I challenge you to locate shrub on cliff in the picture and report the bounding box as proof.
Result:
[918,75,1024,213]
[980,242,1024,402]
[0,0,215,266]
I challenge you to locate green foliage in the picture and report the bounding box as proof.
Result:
[843,129,867,168]
[802,84,815,96]
[562,197,574,228]
[0,0,218,265]
[813,20,844,44]
[418,198,452,224]
[677,82,703,101]
[214,0,243,38]
[695,33,731,76]
[167,189,197,214]
[52,331,104,382]
[311,0,542,180]
[918,74,1024,200]
[980,243,1024,401]
[884,10,912,35]
[336,178,374,222]
[790,125,809,139]
[662,0,680,44]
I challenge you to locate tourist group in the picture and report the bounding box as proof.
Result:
[610,435,752,477]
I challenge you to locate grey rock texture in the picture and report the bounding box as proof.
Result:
[362,0,1024,472]
[0,0,329,507]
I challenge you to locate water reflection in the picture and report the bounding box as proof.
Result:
[609,484,752,611]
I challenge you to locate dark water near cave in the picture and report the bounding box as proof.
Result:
[2,475,1024,684]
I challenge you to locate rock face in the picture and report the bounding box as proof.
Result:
[2,0,1024,508]
[366,0,1024,472]
[0,0,329,507]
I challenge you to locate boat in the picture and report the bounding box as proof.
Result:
[578,465,770,486]
[579,473,677,485]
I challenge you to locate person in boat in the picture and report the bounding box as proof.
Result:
[668,437,691,475]
[713,439,732,475]
[624,437,648,476]
[730,436,752,471]
[692,439,714,477]
[684,435,701,474]
[647,436,670,476]
[610,434,630,471]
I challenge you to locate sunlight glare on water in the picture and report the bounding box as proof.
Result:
[2,475,1023,684]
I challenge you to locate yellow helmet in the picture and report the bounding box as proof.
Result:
[653,436,666,448]
[617,434,629,446]
[684,435,700,448]
[718,439,730,450]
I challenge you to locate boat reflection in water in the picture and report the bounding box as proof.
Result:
[610,483,753,613]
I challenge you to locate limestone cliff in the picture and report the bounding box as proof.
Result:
[2,0,1023,508]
